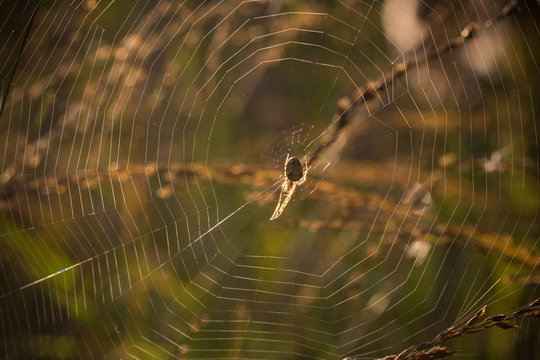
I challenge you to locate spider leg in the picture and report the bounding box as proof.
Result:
[297,155,308,185]
[270,181,296,220]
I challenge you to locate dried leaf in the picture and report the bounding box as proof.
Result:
[466,306,486,327]
[485,314,506,322]
[436,327,457,340]
[411,346,455,360]
[396,345,415,359]
[493,322,519,329]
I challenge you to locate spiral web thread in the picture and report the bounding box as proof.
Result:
[0,0,539,359]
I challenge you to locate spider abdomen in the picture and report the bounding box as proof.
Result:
[286,157,303,181]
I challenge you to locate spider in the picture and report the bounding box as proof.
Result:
[270,154,308,220]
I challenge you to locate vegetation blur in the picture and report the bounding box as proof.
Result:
[0,0,539,359]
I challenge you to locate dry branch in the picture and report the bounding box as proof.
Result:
[307,0,520,169]
[343,297,540,360]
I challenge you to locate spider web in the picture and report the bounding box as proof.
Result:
[0,0,539,359]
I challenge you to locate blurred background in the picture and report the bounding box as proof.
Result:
[0,0,539,359]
